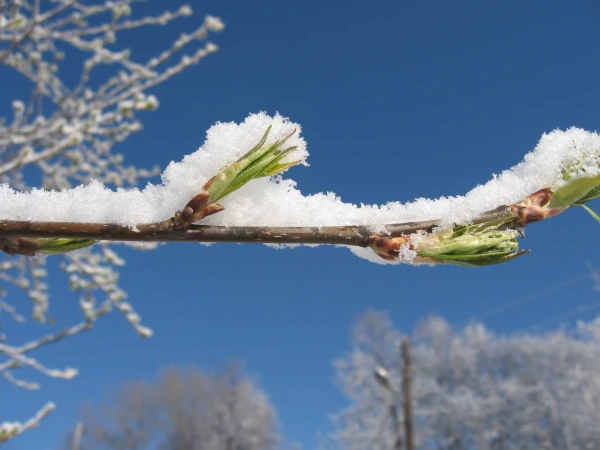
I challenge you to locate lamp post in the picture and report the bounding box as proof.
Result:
[373,337,415,450]
[374,367,403,450]
[401,337,415,450]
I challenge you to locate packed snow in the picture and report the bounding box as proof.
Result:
[0,113,599,234]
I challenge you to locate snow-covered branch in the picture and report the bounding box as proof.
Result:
[1,113,599,268]
[0,402,55,444]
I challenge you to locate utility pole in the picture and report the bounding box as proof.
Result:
[389,403,403,450]
[401,337,415,450]
[71,421,83,450]
[374,367,402,450]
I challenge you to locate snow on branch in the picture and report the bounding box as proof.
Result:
[0,402,55,444]
[1,112,599,267]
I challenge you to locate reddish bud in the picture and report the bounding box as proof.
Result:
[367,235,412,261]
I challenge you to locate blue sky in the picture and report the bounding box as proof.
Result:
[2,0,600,448]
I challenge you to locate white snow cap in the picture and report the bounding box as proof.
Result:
[0,112,599,236]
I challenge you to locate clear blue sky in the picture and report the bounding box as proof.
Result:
[3,0,600,448]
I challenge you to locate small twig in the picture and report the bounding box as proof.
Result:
[0,341,77,379]
[0,0,79,64]
[0,307,110,373]
[0,402,55,443]
[1,369,40,390]
[0,300,25,323]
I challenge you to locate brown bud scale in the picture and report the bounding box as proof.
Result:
[509,188,558,227]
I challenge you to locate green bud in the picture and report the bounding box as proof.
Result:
[37,238,97,255]
[417,223,526,267]
[206,126,301,202]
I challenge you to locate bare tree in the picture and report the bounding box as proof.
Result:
[0,0,223,442]
[63,364,281,450]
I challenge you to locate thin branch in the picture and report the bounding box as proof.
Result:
[0,402,55,443]
[0,306,111,373]
[0,300,25,323]
[0,341,77,379]
[15,313,103,354]
[0,0,79,64]
[0,206,514,247]
[1,369,40,390]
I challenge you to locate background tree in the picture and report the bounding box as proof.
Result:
[0,0,223,442]
[330,310,600,450]
[62,364,281,450]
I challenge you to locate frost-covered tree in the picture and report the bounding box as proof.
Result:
[0,0,223,442]
[330,310,600,450]
[62,364,281,450]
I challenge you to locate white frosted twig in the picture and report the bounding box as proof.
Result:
[54,5,194,36]
[0,303,111,441]
[0,341,78,379]
[0,2,223,182]
[0,402,55,443]
[18,314,105,354]
[0,0,79,63]
[0,135,76,176]
[0,305,110,381]
[1,369,40,390]
[0,300,26,323]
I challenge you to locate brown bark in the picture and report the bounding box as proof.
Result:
[0,206,514,248]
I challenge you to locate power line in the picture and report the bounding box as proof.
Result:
[516,262,600,333]
[456,272,590,325]
[525,300,600,333]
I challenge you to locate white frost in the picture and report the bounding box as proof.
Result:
[1,112,599,236]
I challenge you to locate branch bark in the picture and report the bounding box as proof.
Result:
[0,206,514,248]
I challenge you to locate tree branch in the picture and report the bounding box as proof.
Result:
[0,402,55,443]
[0,206,514,248]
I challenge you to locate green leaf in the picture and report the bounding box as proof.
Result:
[439,250,515,260]
[260,159,302,177]
[439,250,530,267]
[207,126,274,201]
[208,127,301,202]
[239,125,272,160]
[451,217,515,237]
[574,184,600,205]
[549,172,600,208]
[577,204,600,224]
[218,152,283,199]
[38,238,97,255]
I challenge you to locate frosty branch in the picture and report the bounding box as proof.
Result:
[2,123,599,267]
